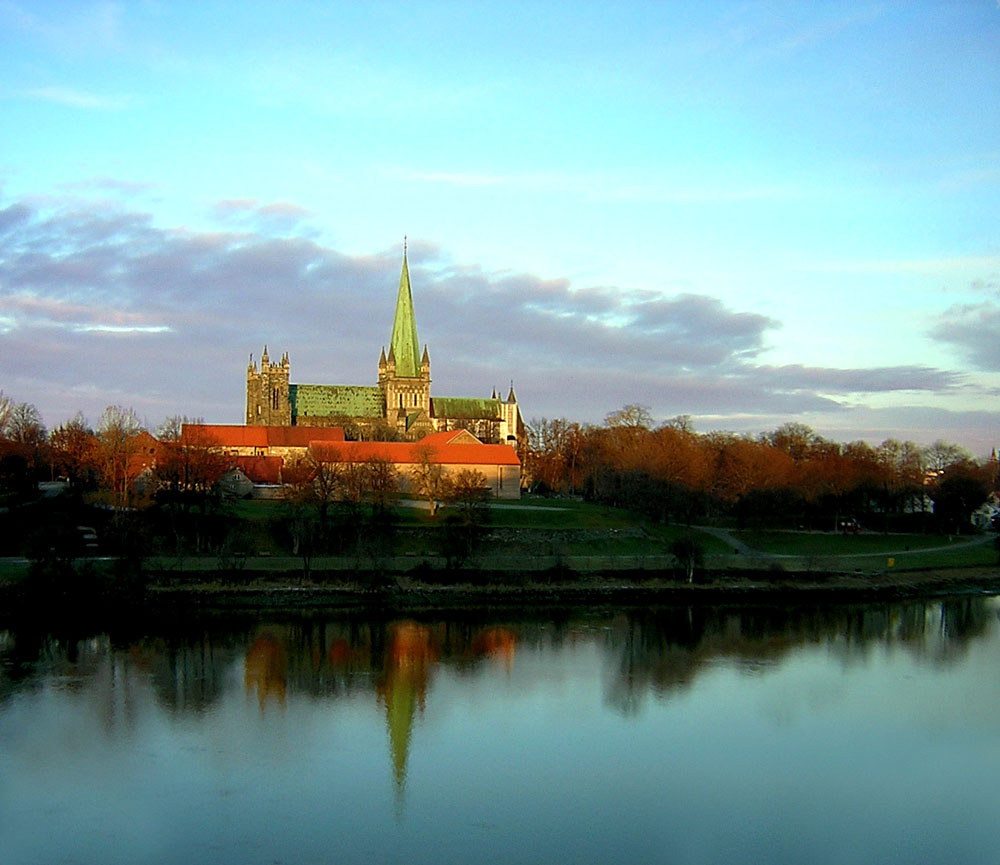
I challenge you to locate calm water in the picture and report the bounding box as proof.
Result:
[2,597,1000,865]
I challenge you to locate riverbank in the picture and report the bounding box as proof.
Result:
[140,564,1000,609]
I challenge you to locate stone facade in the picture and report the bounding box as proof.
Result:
[247,247,524,448]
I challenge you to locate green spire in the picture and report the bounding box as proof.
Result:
[389,242,421,377]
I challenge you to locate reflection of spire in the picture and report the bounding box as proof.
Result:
[376,621,437,806]
[386,669,419,793]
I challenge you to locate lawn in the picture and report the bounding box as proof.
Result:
[0,559,30,582]
[735,530,980,556]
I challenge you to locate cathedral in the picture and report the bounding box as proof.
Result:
[246,246,523,447]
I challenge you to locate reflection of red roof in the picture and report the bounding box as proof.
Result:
[182,424,345,448]
[309,439,520,467]
[230,456,283,484]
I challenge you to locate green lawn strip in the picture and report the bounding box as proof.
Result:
[735,530,978,556]
[704,541,996,573]
[0,559,30,582]
[874,544,997,570]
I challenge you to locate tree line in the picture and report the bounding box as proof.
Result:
[0,393,492,572]
[528,406,998,534]
[2,390,996,558]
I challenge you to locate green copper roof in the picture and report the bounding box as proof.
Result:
[290,384,384,419]
[389,251,421,378]
[431,397,501,420]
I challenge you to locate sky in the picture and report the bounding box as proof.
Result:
[1,1,998,453]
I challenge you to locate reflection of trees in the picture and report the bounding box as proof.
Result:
[142,635,244,714]
[599,597,998,713]
[2,598,995,750]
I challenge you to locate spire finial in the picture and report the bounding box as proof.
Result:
[404,235,407,256]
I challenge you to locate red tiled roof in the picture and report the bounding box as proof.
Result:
[182,424,345,448]
[230,455,284,485]
[309,439,519,467]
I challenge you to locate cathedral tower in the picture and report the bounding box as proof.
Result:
[378,244,431,430]
[246,346,291,425]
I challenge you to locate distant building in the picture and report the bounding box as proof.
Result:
[308,429,521,499]
[181,424,521,499]
[246,245,524,449]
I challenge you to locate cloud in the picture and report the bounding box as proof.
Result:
[393,166,807,204]
[209,198,317,235]
[60,177,158,196]
[927,302,1000,371]
[797,255,1000,276]
[2,1,124,53]
[23,86,129,110]
[0,192,978,442]
[748,364,962,393]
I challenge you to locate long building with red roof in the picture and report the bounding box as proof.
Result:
[309,429,520,498]
[181,425,521,498]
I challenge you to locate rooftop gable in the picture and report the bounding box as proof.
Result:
[418,429,483,446]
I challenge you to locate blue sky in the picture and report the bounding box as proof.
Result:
[1,1,998,452]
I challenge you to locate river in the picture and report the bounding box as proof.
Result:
[2,596,999,864]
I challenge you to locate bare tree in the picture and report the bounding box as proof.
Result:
[441,469,492,566]
[0,391,14,438]
[409,445,448,515]
[156,415,204,442]
[604,404,653,429]
[50,413,97,488]
[923,440,972,473]
[96,405,146,511]
[365,456,399,514]
[445,468,491,517]
[4,402,48,476]
[286,448,344,536]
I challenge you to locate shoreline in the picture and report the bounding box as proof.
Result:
[142,564,1000,609]
[3,564,997,619]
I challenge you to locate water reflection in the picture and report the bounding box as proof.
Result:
[2,596,999,865]
[1,599,994,706]
[2,598,994,751]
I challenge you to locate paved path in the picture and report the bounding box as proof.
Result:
[398,499,577,512]
[695,526,757,555]
[693,525,993,559]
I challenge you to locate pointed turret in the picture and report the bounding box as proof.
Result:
[389,246,421,377]
[507,382,517,403]
[261,345,269,366]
